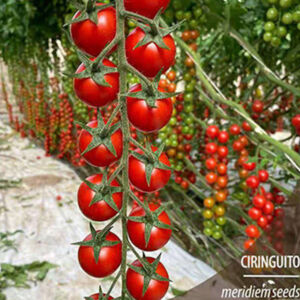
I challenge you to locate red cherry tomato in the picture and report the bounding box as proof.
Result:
[242,121,252,132]
[78,120,123,167]
[205,172,218,185]
[263,201,274,215]
[124,0,170,19]
[127,203,172,251]
[257,215,268,228]
[258,170,269,182]
[243,162,256,171]
[126,27,176,78]
[217,146,229,158]
[245,224,260,238]
[126,257,169,300]
[274,208,284,219]
[244,239,255,250]
[70,4,116,57]
[206,125,219,139]
[128,146,171,192]
[246,175,260,189]
[217,163,227,175]
[127,84,173,132]
[229,124,241,135]
[292,114,300,129]
[78,231,122,277]
[74,58,119,107]
[77,174,122,221]
[252,100,264,113]
[205,142,218,155]
[252,194,266,208]
[248,207,262,220]
[205,158,217,170]
[217,131,229,143]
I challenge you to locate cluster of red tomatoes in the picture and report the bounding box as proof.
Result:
[70,0,179,298]
[202,125,229,239]
[244,163,286,251]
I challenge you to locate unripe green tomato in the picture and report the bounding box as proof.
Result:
[183,73,192,82]
[182,126,189,134]
[185,117,193,125]
[184,11,192,20]
[185,83,195,92]
[216,217,227,226]
[194,7,202,18]
[293,11,300,22]
[277,26,287,37]
[203,220,214,228]
[175,164,182,171]
[213,224,222,232]
[184,93,193,102]
[267,7,278,20]
[165,138,171,146]
[282,12,293,24]
[271,36,281,47]
[204,228,213,236]
[171,140,178,147]
[175,10,184,20]
[279,0,292,8]
[184,105,194,113]
[170,134,177,141]
[263,32,273,42]
[264,21,275,32]
[213,231,222,240]
[172,109,177,117]
[189,20,198,29]
[169,117,177,126]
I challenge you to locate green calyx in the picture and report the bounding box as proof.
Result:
[130,142,172,186]
[124,70,178,108]
[127,204,173,247]
[76,110,121,157]
[72,50,117,87]
[128,254,171,296]
[83,172,122,211]
[133,11,184,50]
[66,0,113,25]
[73,223,120,264]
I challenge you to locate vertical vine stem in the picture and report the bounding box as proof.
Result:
[114,0,130,296]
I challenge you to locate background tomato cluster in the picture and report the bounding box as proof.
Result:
[1,0,300,272]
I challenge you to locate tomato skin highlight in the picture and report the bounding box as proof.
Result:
[78,231,122,278]
[124,0,170,19]
[127,84,173,132]
[77,174,122,221]
[78,120,123,167]
[70,4,116,57]
[129,147,171,192]
[127,203,172,251]
[126,257,169,300]
[126,27,176,78]
[74,58,119,108]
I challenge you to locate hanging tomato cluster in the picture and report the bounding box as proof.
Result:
[201,125,229,240]
[67,0,179,298]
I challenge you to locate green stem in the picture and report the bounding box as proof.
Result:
[115,0,130,297]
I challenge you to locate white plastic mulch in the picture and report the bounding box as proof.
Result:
[0,120,215,300]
